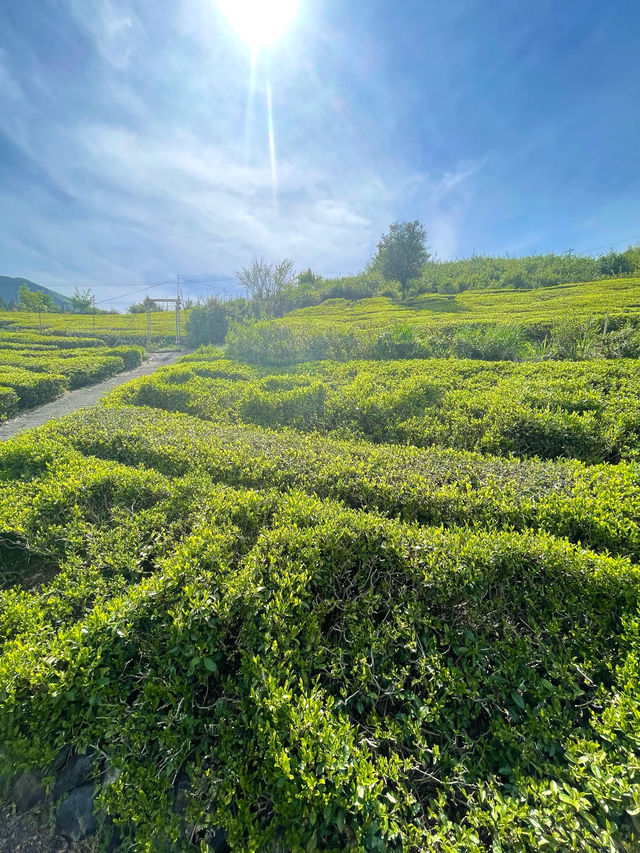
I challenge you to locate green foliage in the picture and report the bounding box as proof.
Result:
[112,356,640,463]
[238,257,296,315]
[45,404,640,562]
[0,463,639,850]
[0,386,19,421]
[0,309,187,347]
[186,297,256,348]
[17,285,59,315]
[70,287,94,314]
[224,280,640,365]
[373,221,430,298]
[0,367,67,409]
[4,270,640,850]
[0,336,144,411]
[266,247,640,317]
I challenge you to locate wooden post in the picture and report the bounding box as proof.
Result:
[145,296,152,349]
[176,275,181,349]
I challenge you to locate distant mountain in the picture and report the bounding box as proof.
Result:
[0,276,72,310]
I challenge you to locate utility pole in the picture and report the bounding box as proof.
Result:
[175,274,181,349]
[145,296,152,349]
[92,294,96,330]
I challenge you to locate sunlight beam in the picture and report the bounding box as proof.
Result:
[267,80,278,212]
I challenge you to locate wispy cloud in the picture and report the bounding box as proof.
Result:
[0,49,22,100]
[0,0,482,296]
[67,0,141,70]
[2,0,635,299]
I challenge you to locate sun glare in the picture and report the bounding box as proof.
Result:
[219,0,298,50]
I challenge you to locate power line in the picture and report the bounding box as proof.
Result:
[93,279,174,306]
[17,279,175,289]
[578,234,640,255]
[179,278,239,286]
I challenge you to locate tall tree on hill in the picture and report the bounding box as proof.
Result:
[374,221,430,299]
[238,257,296,314]
[71,287,94,313]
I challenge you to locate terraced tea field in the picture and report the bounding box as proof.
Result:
[1,325,640,850]
[0,307,188,348]
[0,328,146,420]
[227,277,640,364]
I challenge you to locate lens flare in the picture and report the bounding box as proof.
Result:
[219,0,297,50]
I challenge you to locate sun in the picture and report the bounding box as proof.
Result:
[218,0,298,50]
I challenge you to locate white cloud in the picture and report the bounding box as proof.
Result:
[0,0,483,294]
[0,48,23,100]
[67,0,141,69]
[417,162,482,259]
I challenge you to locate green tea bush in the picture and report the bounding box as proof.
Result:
[43,405,640,562]
[1,487,639,850]
[0,331,105,348]
[111,357,640,463]
[0,343,144,409]
[3,278,640,850]
[221,279,640,365]
[0,352,126,388]
[0,386,19,421]
[0,367,67,408]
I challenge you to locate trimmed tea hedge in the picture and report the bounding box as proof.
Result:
[0,342,144,414]
[109,356,640,463]
[0,367,67,409]
[0,385,19,421]
[1,481,639,850]
[3,290,640,850]
[41,405,640,562]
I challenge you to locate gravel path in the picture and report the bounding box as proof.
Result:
[0,351,182,442]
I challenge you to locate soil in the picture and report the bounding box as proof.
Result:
[0,803,96,852]
[0,351,183,442]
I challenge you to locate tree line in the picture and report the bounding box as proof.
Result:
[186,223,640,346]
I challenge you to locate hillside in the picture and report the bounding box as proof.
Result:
[225,277,640,364]
[0,276,72,311]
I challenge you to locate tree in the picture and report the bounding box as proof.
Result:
[71,287,94,313]
[297,268,323,289]
[17,286,58,327]
[238,257,296,313]
[186,296,256,347]
[374,221,430,299]
[599,249,634,278]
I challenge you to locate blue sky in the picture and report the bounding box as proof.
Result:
[0,0,639,306]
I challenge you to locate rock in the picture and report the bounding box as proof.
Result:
[55,784,98,841]
[102,761,121,790]
[173,769,191,816]
[50,744,73,773]
[206,827,230,852]
[53,753,95,800]
[13,769,45,812]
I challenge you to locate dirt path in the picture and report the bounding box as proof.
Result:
[0,351,182,442]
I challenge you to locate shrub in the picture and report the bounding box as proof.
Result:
[0,385,19,421]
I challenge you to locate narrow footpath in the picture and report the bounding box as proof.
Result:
[0,350,183,442]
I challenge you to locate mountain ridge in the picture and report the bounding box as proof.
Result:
[0,276,72,310]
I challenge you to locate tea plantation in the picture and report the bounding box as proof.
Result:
[0,308,187,348]
[0,327,146,418]
[226,278,640,365]
[1,282,640,851]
